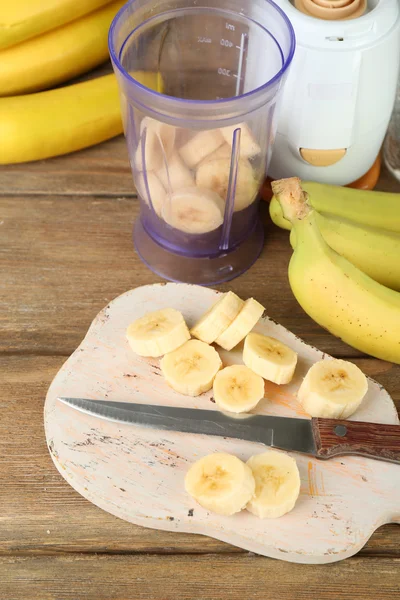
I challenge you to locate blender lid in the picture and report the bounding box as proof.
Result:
[273,0,400,48]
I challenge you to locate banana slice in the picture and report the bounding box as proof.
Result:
[215,298,265,351]
[220,123,261,158]
[246,451,301,519]
[134,117,176,171]
[243,333,298,385]
[179,129,225,169]
[297,359,368,419]
[157,152,194,192]
[135,172,166,216]
[198,143,232,166]
[190,291,244,344]
[196,157,258,212]
[161,339,222,396]
[185,452,255,516]
[161,186,224,234]
[213,365,265,413]
[127,308,190,357]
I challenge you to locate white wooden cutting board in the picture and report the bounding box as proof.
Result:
[44,283,400,564]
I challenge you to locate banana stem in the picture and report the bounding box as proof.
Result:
[271,177,311,223]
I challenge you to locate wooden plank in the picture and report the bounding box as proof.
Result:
[0,195,376,357]
[1,355,398,556]
[0,121,399,197]
[2,554,400,600]
[0,137,135,197]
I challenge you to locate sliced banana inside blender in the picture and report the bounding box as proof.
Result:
[161,186,224,234]
[126,308,190,357]
[179,129,225,169]
[297,359,368,419]
[243,333,298,385]
[134,117,176,172]
[196,157,259,212]
[213,365,265,413]
[161,339,222,396]
[220,122,261,158]
[190,291,244,344]
[246,451,301,519]
[157,152,194,192]
[185,452,256,516]
[135,172,166,216]
[198,143,233,165]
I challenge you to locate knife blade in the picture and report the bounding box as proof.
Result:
[58,397,400,464]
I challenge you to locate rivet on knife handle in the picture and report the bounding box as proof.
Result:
[312,418,400,464]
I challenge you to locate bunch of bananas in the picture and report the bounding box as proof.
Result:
[270,178,400,364]
[0,0,132,163]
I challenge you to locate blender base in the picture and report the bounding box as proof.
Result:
[134,219,264,286]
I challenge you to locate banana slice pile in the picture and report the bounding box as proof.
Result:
[185,450,300,519]
[134,117,262,234]
[126,291,369,519]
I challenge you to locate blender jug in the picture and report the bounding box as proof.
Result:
[109,0,295,285]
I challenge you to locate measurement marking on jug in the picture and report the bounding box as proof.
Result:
[226,22,235,31]
[235,33,246,97]
[198,36,212,44]
[220,38,234,48]
[218,67,231,77]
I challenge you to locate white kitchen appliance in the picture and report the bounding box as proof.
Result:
[269,0,400,185]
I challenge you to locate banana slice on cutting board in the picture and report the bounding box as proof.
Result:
[215,298,265,351]
[220,122,261,158]
[179,129,225,168]
[196,157,259,212]
[243,333,298,385]
[157,152,194,192]
[161,339,222,396]
[135,172,166,216]
[246,451,301,519]
[297,359,368,419]
[126,308,190,357]
[185,453,255,516]
[161,186,224,234]
[190,291,244,344]
[134,117,176,171]
[213,365,265,413]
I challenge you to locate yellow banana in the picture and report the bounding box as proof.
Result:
[270,196,400,291]
[269,195,291,230]
[271,180,400,234]
[272,178,400,365]
[0,0,113,50]
[0,1,125,96]
[0,74,123,164]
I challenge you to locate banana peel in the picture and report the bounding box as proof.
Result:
[0,74,123,163]
[0,70,164,164]
[0,0,113,50]
[0,0,125,96]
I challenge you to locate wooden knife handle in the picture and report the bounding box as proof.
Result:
[312,418,400,463]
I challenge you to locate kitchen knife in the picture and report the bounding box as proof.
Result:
[58,397,400,464]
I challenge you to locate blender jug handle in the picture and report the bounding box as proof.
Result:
[219,128,241,251]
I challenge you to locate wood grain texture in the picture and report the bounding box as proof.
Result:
[1,129,400,596]
[0,137,134,197]
[0,136,399,197]
[1,355,399,556]
[314,418,400,462]
[0,195,377,357]
[2,554,400,600]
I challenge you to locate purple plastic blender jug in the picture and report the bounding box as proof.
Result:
[109,0,295,285]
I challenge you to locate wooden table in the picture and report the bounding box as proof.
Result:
[1,136,399,599]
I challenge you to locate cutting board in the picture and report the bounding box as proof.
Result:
[44,283,400,564]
